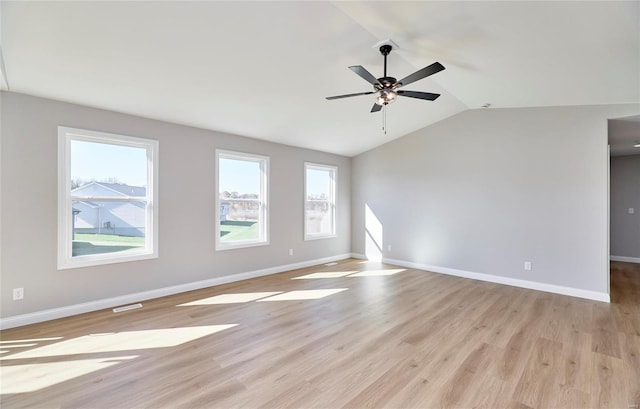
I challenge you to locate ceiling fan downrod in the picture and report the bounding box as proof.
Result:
[378,45,396,89]
[380,44,392,78]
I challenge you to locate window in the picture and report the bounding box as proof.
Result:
[216,150,269,250]
[58,127,158,269]
[304,162,336,240]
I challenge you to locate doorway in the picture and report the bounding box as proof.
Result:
[608,115,640,298]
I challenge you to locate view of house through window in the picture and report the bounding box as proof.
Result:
[305,163,336,239]
[58,127,158,268]
[216,150,268,250]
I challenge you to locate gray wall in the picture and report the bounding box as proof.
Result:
[0,92,351,319]
[610,155,640,259]
[352,104,639,295]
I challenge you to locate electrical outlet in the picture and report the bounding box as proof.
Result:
[387,245,392,251]
[288,249,293,256]
[524,261,532,271]
[13,288,24,300]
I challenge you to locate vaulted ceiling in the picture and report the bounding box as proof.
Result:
[1,1,638,156]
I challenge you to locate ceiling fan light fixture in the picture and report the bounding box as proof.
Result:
[376,89,397,105]
[634,142,640,148]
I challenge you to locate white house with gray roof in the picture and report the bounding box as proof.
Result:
[72,182,146,237]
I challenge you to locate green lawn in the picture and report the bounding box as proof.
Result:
[73,223,257,256]
[220,220,258,242]
[73,233,145,257]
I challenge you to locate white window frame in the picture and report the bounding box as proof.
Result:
[216,149,269,251]
[304,162,337,240]
[57,126,159,269]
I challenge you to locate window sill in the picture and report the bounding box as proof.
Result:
[216,240,269,251]
[58,251,157,270]
[304,234,336,241]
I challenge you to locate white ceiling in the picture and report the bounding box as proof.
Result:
[1,1,639,157]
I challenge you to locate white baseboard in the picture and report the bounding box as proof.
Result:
[350,253,367,260]
[610,255,640,264]
[382,257,610,303]
[0,253,353,330]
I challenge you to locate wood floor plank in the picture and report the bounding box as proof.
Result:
[592,351,629,409]
[559,329,592,394]
[512,337,563,408]
[1,259,639,408]
[481,289,536,349]
[381,318,493,408]
[619,332,640,408]
[591,302,623,359]
[494,295,554,383]
[462,373,518,409]
[553,386,590,409]
[435,341,496,408]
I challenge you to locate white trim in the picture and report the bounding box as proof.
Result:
[607,143,611,296]
[381,257,610,303]
[0,46,9,90]
[0,254,353,330]
[610,255,640,264]
[305,234,337,241]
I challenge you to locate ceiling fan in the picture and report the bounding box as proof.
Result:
[326,45,445,113]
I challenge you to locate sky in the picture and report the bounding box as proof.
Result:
[219,157,260,194]
[71,140,148,186]
[306,168,331,196]
[219,158,332,196]
[71,140,332,195]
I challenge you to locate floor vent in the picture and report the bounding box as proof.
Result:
[325,262,338,266]
[113,303,143,313]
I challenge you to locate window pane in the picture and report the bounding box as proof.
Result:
[218,154,266,247]
[220,200,260,242]
[70,141,148,258]
[71,140,147,187]
[306,168,331,199]
[305,165,336,238]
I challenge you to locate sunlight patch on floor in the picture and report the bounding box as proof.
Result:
[357,260,384,265]
[348,269,406,277]
[0,356,138,394]
[292,269,407,279]
[0,343,37,349]
[0,325,237,360]
[256,288,348,301]
[292,271,357,279]
[178,292,282,306]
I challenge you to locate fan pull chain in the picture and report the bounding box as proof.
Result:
[382,104,387,135]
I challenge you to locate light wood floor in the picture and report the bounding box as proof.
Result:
[1,259,639,408]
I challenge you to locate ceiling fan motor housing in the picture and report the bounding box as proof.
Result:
[377,77,397,89]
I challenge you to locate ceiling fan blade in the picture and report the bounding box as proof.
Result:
[371,103,382,113]
[349,65,382,87]
[396,62,445,88]
[326,91,375,100]
[397,90,441,101]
